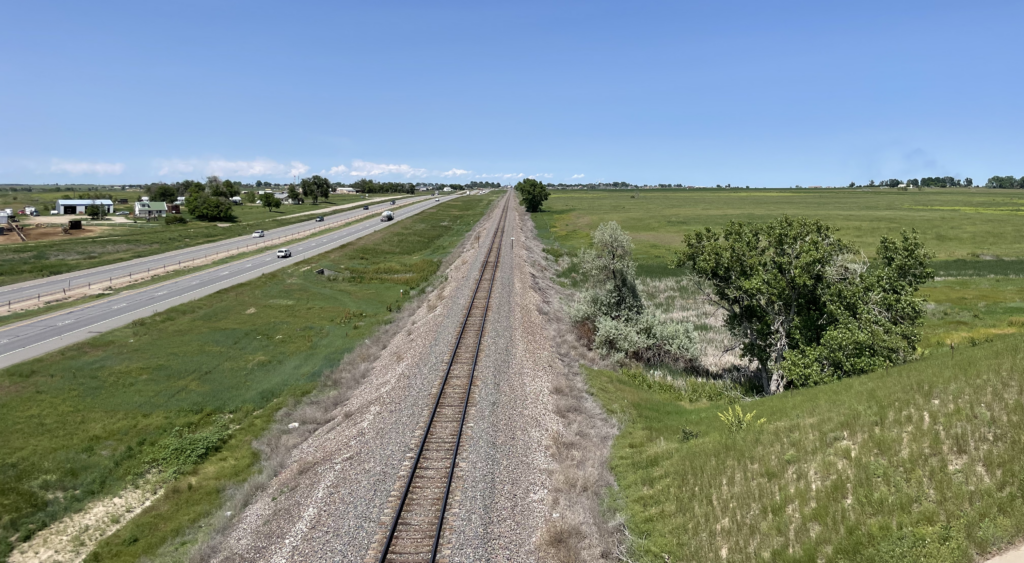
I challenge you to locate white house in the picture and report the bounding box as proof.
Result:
[134,201,167,218]
[334,187,356,194]
[56,199,114,215]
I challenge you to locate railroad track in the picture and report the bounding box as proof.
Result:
[372,194,511,563]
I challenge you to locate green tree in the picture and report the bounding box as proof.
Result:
[674,217,932,394]
[185,191,234,221]
[262,193,282,212]
[287,185,302,203]
[301,175,332,204]
[985,175,1018,189]
[85,204,106,220]
[514,178,549,212]
[221,179,241,198]
[153,185,178,204]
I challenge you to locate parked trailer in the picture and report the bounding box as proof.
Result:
[380,210,394,222]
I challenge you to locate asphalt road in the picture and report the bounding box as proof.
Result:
[0,195,460,369]
[0,195,431,304]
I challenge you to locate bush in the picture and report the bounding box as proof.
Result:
[573,222,697,367]
[146,420,229,477]
[164,214,188,225]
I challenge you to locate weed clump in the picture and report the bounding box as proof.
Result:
[717,405,765,433]
[146,420,230,477]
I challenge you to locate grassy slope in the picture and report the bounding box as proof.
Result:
[527,188,1024,562]
[589,336,1024,563]
[0,193,499,562]
[0,194,371,286]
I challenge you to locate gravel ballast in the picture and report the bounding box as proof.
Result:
[206,194,619,562]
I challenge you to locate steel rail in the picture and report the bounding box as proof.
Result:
[377,193,511,563]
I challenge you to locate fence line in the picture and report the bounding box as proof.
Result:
[4,208,384,310]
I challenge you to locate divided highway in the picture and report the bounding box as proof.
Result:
[0,195,430,305]
[0,195,460,369]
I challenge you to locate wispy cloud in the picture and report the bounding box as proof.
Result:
[475,172,525,180]
[51,160,125,175]
[325,160,473,180]
[571,173,585,179]
[528,173,553,179]
[156,158,309,178]
[348,160,429,178]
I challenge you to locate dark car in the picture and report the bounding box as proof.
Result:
[362,206,369,211]
[315,216,324,222]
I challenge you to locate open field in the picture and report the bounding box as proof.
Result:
[0,193,499,562]
[0,195,394,286]
[526,187,1024,562]
[532,188,1024,276]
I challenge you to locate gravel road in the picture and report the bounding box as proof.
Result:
[206,194,617,562]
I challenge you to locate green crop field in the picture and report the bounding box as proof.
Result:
[526,187,1024,562]
[0,193,499,562]
[0,194,396,286]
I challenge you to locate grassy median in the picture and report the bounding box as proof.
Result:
[0,193,499,562]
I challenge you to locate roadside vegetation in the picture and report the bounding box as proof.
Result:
[0,193,499,562]
[528,188,1024,562]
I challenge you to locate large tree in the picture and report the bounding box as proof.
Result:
[674,217,932,394]
[185,190,235,221]
[515,178,549,212]
[261,193,282,212]
[301,175,332,204]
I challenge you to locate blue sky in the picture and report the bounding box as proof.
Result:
[1,0,1021,186]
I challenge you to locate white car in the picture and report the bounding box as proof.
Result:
[435,198,439,202]
[276,249,291,258]
[252,230,265,238]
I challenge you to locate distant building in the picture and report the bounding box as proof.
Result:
[134,201,167,218]
[334,187,357,194]
[56,199,114,215]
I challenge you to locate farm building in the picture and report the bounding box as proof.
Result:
[134,201,167,218]
[56,199,114,215]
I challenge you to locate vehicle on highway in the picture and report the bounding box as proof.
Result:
[390,200,396,205]
[276,249,291,258]
[435,198,439,202]
[362,205,369,211]
[252,230,265,238]
[380,210,394,222]
[315,216,324,222]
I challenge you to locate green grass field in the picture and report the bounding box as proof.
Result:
[532,188,1024,276]
[0,194,394,286]
[590,335,1024,563]
[526,188,1024,562]
[0,193,499,562]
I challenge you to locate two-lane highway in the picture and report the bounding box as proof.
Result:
[0,195,430,305]
[0,195,460,369]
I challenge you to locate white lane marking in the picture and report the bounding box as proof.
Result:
[113,304,126,309]
[0,195,458,360]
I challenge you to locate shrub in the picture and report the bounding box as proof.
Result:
[164,214,188,225]
[573,222,697,367]
[146,420,230,477]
